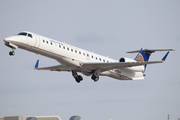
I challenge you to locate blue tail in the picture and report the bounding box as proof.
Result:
[134,48,155,71]
[127,48,174,72]
[134,48,155,62]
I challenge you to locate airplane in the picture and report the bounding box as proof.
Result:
[3,31,175,83]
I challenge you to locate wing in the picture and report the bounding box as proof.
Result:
[35,65,71,71]
[80,60,163,72]
[34,60,71,72]
[80,51,169,72]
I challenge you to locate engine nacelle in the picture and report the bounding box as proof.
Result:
[119,57,144,72]
[119,57,136,62]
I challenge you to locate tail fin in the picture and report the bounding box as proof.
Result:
[134,48,154,62]
[127,48,175,71]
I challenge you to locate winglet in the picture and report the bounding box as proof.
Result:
[34,60,39,69]
[161,51,170,62]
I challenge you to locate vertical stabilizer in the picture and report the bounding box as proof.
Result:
[127,48,174,72]
[134,48,155,62]
[134,48,155,71]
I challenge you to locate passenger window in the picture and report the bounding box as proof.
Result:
[87,54,89,57]
[51,42,53,45]
[71,49,73,52]
[63,46,65,49]
[75,50,77,53]
[103,59,105,62]
[107,61,109,63]
[46,41,48,44]
[91,55,93,58]
[96,57,98,60]
[28,34,33,38]
[99,58,101,61]
[43,40,45,43]
[59,45,61,48]
[83,53,85,56]
[67,47,69,50]
[79,51,81,54]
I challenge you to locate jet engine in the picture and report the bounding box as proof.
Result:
[119,57,136,62]
[119,57,144,72]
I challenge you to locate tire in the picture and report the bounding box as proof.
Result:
[78,75,83,81]
[94,77,99,82]
[9,51,15,56]
[91,74,99,82]
[75,77,81,83]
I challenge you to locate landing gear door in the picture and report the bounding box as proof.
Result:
[34,35,40,47]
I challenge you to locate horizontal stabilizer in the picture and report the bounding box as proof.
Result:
[127,49,175,53]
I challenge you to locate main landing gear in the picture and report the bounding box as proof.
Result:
[91,69,100,82]
[72,69,101,83]
[72,70,83,83]
[91,74,99,82]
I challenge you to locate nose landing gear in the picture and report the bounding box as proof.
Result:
[5,42,18,56]
[9,48,15,56]
[9,51,15,56]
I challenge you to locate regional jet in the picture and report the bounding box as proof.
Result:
[4,31,174,83]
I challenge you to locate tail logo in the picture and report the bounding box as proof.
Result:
[135,53,144,62]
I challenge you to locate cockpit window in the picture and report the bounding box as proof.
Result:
[28,34,33,38]
[18,32,27,36]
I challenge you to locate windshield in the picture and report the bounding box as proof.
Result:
[18,32,27,36]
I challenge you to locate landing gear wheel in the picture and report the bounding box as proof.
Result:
[75,77,81,83]
[72,70,83,83]
[91,74,99,82]
[75,75,83,83]
[94,77,99,82]
[78,75,83,81]
[9,51,15,56]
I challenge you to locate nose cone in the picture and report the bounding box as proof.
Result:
[4,36,19,49]
[4,36,17,42]
[4,38,9,42]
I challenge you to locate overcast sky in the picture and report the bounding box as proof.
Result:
[0,1,179,120]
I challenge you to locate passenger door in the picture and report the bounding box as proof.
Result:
[34,34,40,47]
[26,33,35,46]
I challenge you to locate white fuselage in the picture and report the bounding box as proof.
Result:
[4,31,144,81]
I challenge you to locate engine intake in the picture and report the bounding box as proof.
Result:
[119,57,136,62]
[119,58,125,62]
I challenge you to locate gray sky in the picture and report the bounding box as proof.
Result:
[0,0,179,120]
